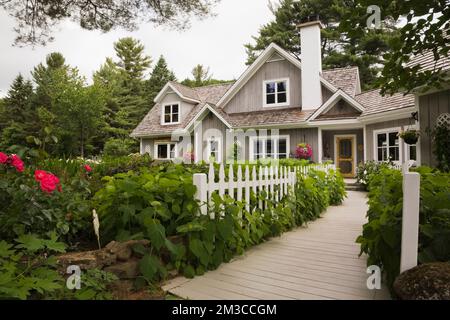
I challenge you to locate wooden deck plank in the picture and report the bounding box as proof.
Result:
[163,191,390,300]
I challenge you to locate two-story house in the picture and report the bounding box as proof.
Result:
[131,19,427,177]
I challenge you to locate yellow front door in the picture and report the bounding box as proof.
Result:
[336,136,355,177]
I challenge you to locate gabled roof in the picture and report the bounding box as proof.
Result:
[355,89,415,117]
[216,43,304,107]
[322,66,361,96]
[154,81,201,104]
[308,89,364,122]
[131,83,232,137]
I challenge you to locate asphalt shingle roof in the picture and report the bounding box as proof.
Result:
[355,89,415,117]
[322,66,360,96]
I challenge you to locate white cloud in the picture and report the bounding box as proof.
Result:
[0,0,273,96]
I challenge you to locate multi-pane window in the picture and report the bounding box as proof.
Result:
[163,103,179,124]
[264,79,288,106]
[376,130,400,162]
[207,138,221,163]
[251,137,288,160]
[156,143,176,159]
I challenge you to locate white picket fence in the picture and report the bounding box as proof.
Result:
[193,163,336,218]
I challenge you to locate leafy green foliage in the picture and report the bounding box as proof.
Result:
[95,163,346,283]
[0,158,92,243]
[356,166,450,289]
[0,234,66,300]
[339,0,450,94]
[356,160,394,190]
[430,124,450,172]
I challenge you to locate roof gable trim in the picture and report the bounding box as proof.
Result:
[308,89,365,121]
[154,83,200,104]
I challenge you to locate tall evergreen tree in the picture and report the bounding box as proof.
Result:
[145,55,176,103]
[245,0,398,89]
[0,74,35,147]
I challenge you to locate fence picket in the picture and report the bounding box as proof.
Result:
[244,166,250,213]
[193,163,335,219]
[228,164,234,200]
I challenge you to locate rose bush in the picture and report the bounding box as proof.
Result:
[295,143,313,160]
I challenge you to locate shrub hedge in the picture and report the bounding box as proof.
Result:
[357,166,450,289]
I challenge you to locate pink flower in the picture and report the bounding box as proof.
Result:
[84,164,92,172]
[34,170,61,194]
[34,170,47,181]
[295,143,313,160]
[10,154,24,172]
[0,152,8,164]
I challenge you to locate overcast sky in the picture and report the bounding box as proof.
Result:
[0,0,274,97]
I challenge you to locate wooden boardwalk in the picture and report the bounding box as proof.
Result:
[163,191,390,300]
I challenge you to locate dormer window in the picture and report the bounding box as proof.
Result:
[162,103,180,124]
[263,78,289,107]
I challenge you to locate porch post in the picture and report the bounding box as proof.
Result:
[317,127,323,163]
[194,122,203,163]
[363,124,367,162]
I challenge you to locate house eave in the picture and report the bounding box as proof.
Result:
[359,106,416,124]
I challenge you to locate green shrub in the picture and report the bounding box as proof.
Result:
[0,161,92,243]
[357,166,450,289]
[94,163,346,283]
[356,160,393,190]
[0,233,66,300]
[103,138,137,157]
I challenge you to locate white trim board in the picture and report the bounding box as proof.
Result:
[160,101,181,125]
[154,141,178,160]
[372,126,403,164]
[248,135,290,161]
[308,89,365,122]
[154,82,200,104]
[262,78,290,108]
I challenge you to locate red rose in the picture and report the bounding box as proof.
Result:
[34,170,61,194]
[34,170,47,181]
[84,164,92,172]
[10,154,24,172]
[0,152,7,164]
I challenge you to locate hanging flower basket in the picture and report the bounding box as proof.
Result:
[399,130,420,145]
[295,143,313,160]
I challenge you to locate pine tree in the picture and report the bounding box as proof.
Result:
[245,0,398,89]
[0,74,35,147]
[145,55,176,103]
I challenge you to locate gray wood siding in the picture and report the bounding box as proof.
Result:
[419,89,450,167]
[141,138,154,156]
[202,112,228,161]
[322,85,334,102]
[280,128,319,162]
[223,59,302,113]
[365,118,410,161]
[322,130,364,164]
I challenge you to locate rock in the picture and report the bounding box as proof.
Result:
[94,250,116,266]
[105,240,150,261]
[104,259,140,279]
[57,251,99,270]
[393,262,450,300]
[105,241,132,261]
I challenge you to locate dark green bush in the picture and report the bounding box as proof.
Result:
[94,164,346,283]
[357,166,450,289]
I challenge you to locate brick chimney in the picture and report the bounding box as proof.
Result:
[298,16,324,110]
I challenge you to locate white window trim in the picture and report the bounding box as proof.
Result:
[161,101,181,125]
[334,134,357,174]
[263,78,290,108]
[154,141,177,160]
[206,137,222,163]
[249,135,290,161]
[372,127,402,164]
